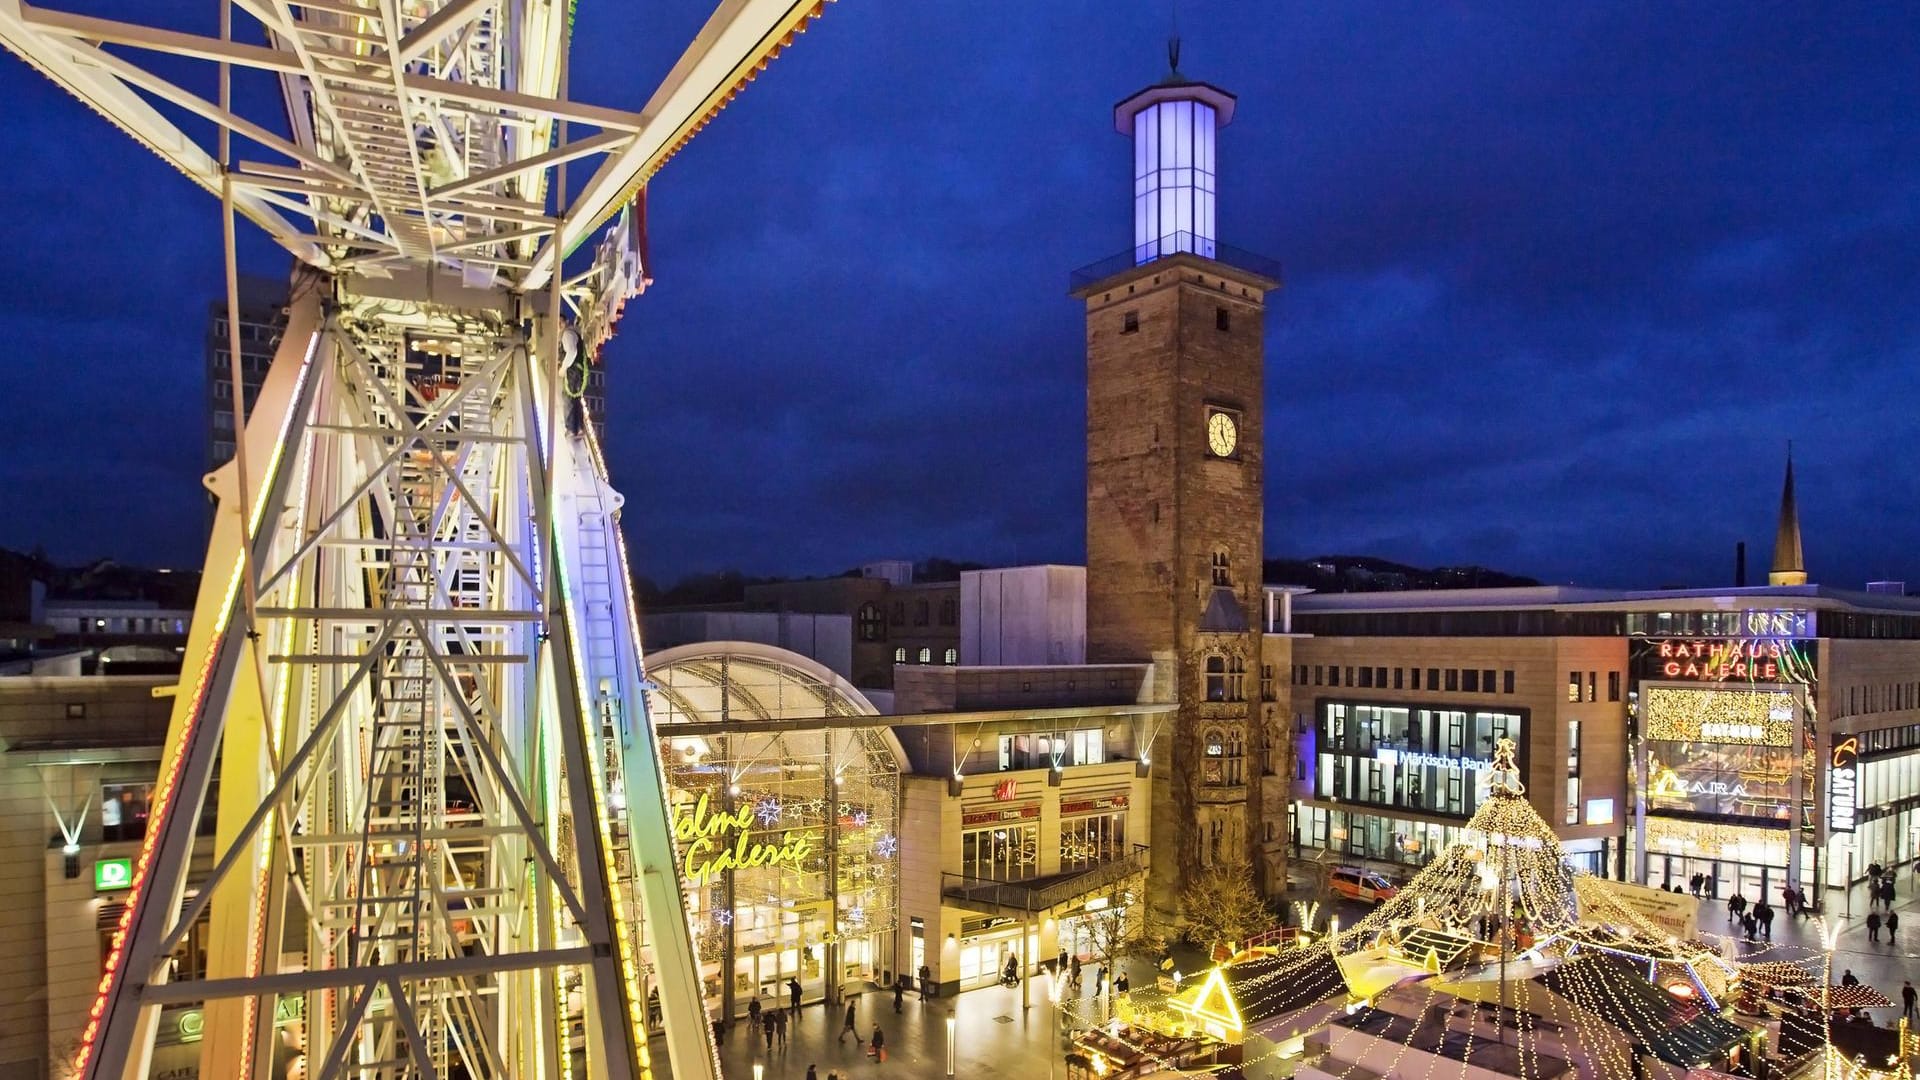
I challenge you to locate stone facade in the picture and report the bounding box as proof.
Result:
[1078,254,1277,917]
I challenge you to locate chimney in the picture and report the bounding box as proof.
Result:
[1735,542,1747,588]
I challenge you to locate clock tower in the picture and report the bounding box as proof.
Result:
[1072,53,1281,917]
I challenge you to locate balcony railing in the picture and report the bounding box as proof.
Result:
[1069,232,1283,292]
[942,845,1150,915]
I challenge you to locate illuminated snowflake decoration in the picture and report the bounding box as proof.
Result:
[875,834,898,859]
[714,909,733,927]
[754,799,782,826]
[846,904,866,925]
[851,810,870,829]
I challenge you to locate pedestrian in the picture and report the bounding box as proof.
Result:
[776,1007,788,1048]
[1885,879,1898,907]
[1093,966,1104,996]
[790,976,803,1014]
[840,1001,858,1043]
[1843,970,1861,987]
[869,1026,886,1063]
[893,981,904,1014]
[808,1065,819,1080]
[1057,949,1068,975]
[1867,910,1882,943]
[749,995,762,1029]
[1755,900,1774,941]
[1070,956,1082,986]
[763,1011,775,1051]
[1887,909,1900,944]
[1114,972,1129,995]
[920,964,931,1000]
[1729,892,1747,923]
[1904,981,1917,1024]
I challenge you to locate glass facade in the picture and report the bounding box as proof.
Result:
[1131,99,1217,262]
[1312,701,1526,819]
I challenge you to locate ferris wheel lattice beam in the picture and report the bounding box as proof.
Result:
[0,1,840,1078]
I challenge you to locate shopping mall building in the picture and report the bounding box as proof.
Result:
[1286,579,1920,902]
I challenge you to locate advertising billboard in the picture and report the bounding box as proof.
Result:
[1641,685,1800,823]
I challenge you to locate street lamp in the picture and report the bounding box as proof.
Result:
[946,1014,957,1077]
[753,1065,763,1080]
[1819,917,1841,1080]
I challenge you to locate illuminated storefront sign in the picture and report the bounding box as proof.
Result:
[1374,747,1493,772]
[994,779,1018,801]
[963,803,1041,827]
[1642,686,1796,747]
[93,857,132,892]
[1829,737,1859,834]
[1647,639,1810,682]
[1059,793,1129,816]
[1585,799,1616,826]
[672,792,812,886]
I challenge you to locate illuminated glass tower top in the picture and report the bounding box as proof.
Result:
[1116,41,1237,265]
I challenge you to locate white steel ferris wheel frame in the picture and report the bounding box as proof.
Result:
[0,1,839,1078]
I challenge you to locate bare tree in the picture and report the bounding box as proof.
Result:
[1081,888,1165,980]
[1179,859,1272,956]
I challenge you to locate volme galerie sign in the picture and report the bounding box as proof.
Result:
[1374,747,1493,773]
[673,793,812,886]
[1829,737,1859,835]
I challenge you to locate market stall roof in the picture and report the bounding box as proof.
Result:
[1536,954,1753,1067]
[1825,984,1894,1010]
[1217,949,1346,1028]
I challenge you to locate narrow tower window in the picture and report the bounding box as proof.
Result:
[1216,307,1231,331]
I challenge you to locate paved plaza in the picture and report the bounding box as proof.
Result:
[645,873,1920,1079]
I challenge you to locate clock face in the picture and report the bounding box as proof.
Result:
[1207,410,1238,458]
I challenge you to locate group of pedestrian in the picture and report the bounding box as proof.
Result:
[1687,872,1716,898]
[1727,893,1776,942]
[1778,884,1812,918]
[837,1001,885,1062]
[749,995,793,1051]
[1866,863,1900,910]
[1865,907,1900,943]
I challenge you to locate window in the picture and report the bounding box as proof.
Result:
[1482,670,1495,693]
[915,600,930,627]
[856,603,885,642]
[962,823,1038,881]
[1260,664,1274,702]
[1211,549,1232,587]
[1411,668,1422,690]
[918,647,932,664]
[1205,655,1227,701]
[1427,668,1440,690]
[1122,311,1139,333]
[1202,728,1244,785]
[891,602,905,626]
[1503,670,1515,694]
[1359,666,1375,689]
[1393,668,1404,690]
[1445,669,1459,692]
[1215,307,1231,331]
[894,647,907,663]
[1566,775,1581,825]
[1068,728,1105,765]
[1463,669,1480,693]
[1586,672,1597,703]
[940,597,957,626]
[1227,657,1247,701]
[1376,667,1387,688]
[944,648,958,665]
[100,782,152,842]
[1060,810,1126,870]
[1607,671,1621,702]
[1567,672,1581,702]
[1566,720,1582,825]
[1327,666,1339,687]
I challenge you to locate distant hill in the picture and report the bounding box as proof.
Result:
[1264,555,1539,593]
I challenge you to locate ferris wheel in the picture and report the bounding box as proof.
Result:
[0,1,835,1078]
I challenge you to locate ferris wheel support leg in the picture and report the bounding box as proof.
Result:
[81,293,327,1080]
[520,339,644,1080]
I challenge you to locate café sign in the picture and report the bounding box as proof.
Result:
[673,792,812,886]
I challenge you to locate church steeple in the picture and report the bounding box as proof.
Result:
[1769,448,1808,586]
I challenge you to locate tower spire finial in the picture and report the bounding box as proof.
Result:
[1769,445,1808,586]
[1167,0,1182,77]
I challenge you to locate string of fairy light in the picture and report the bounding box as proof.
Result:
[1087,737,1894,1080]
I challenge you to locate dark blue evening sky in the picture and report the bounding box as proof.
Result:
[1,2,1916,589]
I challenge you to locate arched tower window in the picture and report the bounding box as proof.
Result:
[1203,728,1226,786]
[857,603,885,642]
[1211,548,1232,587]
[1227,656,1247,701]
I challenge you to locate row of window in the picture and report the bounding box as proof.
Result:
[996,728,1106,771]
[1116,305,1235,335]
[1205,655,1248,701]
[1202,727,1246,786]
[1296,664,1517,695]
[1857,722,1920,758]
[960,811,1130,881]
[855,598,958,642]
[1566,670,1623,703]
[893,646,958,665]
[1836,681,1920,719]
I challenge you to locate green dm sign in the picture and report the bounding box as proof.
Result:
[94,857,133,892]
